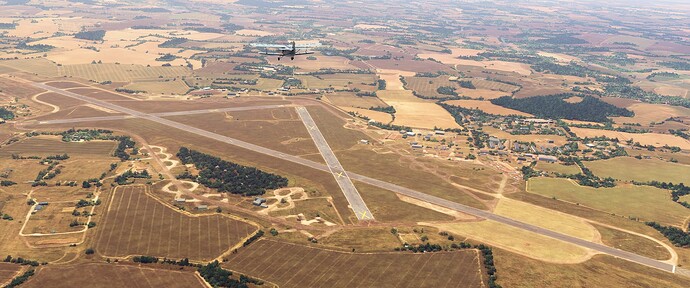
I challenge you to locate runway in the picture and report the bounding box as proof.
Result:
[30,82,677,273]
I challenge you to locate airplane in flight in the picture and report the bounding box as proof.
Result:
[250,41,320,60]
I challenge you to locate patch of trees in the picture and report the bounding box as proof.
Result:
[368,120,411,131]
[658,61,690,71]
[185,27,223,33]
[436,86,458,96]
[133,255,159,263]
[159,38,187,48]
[458,80,475,89]
[521,165,541,180]
[114,169,150,185]
[155,53,177,61]
[369,106,396,114]
[645,222,690,247]
[5,269,35,288]
[115,88,145,94]
[222,23,243,32]
[539,35,587,45]
[177,148,288,195]
[0,23,17,29]
[74,30,106,41]
[3,255,42,266]
[114,136,136,161]
[46,154,69,160]
[603,82,690,109]
[669,129,690,140]
[476,244,502,288]
[17,42,54,52]
[243,230,264,247]
[555,157,616,188]
[128,7,170,13]
[490,94,633,122]
[1,180,16,186]
[75,198,101,208]
[637,181,690,209]
[377,79,386,90]
[0,107,15,120]
[2,213,13,221]
[198,260,261,288]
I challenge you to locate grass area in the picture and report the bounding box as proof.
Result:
[57,63,190,82]
[584,157,690,184]
[123,79,190,95]
[429,220,591,263]
[494,250,689,288]
[494,198,597,241]
[535,162,581,175]
[320,227,401,252]
[528,177,689,226]
[593,224,671,260]
[268,198,341,225]
[355,182,455,223]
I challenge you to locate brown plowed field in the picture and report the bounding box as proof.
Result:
[23,263,205,288]
[223,239,484,288]
[94,185,257,261]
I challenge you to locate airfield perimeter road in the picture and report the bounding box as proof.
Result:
[295,106,373,220]
[31,82,677,274]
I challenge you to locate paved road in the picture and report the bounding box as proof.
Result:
[31,82,677,273]
[32,104,295,125]
[295,106,373,220]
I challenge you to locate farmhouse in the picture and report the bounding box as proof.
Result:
[538,155,558,163]
[253,197,267,206]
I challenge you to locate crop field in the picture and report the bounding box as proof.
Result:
[324,92,388,108]
[584,157,690,184]
[0,58,59,77]
[57,64,191,82]
[297,74,377,90]
[403,75,458,98]
[444,100,531,116]
[24,263,205,288]
[471,79,520,92]
[94,185,257,261]
[0,137,116,157]
[569,127,690,150]
[528,177,689,226]
[223,239,484,288]
[376,90,461,129]
[0,263,20,285]
[611,102,690,125]
[30,186,94,203]
[123,79,190,95]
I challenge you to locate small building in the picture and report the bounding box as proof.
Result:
[399,130,407,134]
[175,198,186,203]
[538,155,558,163]
[253,197,267,206]
[360,139,369,144]
[38,202,49,205]
[434,130,445,135]
[260,203,268,208]
[406,131,416,136]
[196,205,208,210]
[411,144,423,149]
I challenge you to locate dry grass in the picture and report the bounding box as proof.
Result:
[569,127,690,150]
[584,157,690,184]
[493,198,598,241]
[24,263,205,288]
[612,102,690,125]
[319,227,401,252]
[0,58,59,77]
[594,224,671,260]
[343,107,392,123]
[223,239,484,288]
[494,250,689,288]
[528,177,690,226]
[428,220,591,263]
[94,185,257,261]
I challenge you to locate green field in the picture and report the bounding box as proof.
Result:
[528,177,689,226]
[584,157,690,184]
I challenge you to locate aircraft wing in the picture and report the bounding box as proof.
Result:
[259,52,284,55]
[294,43,321,48]
[251,43,290,49]
[294,51,315,55]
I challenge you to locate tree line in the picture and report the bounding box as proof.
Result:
[645,222,690,247]
[490,94,634,122]
[74,30,106,41]
[176,147,288,196]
